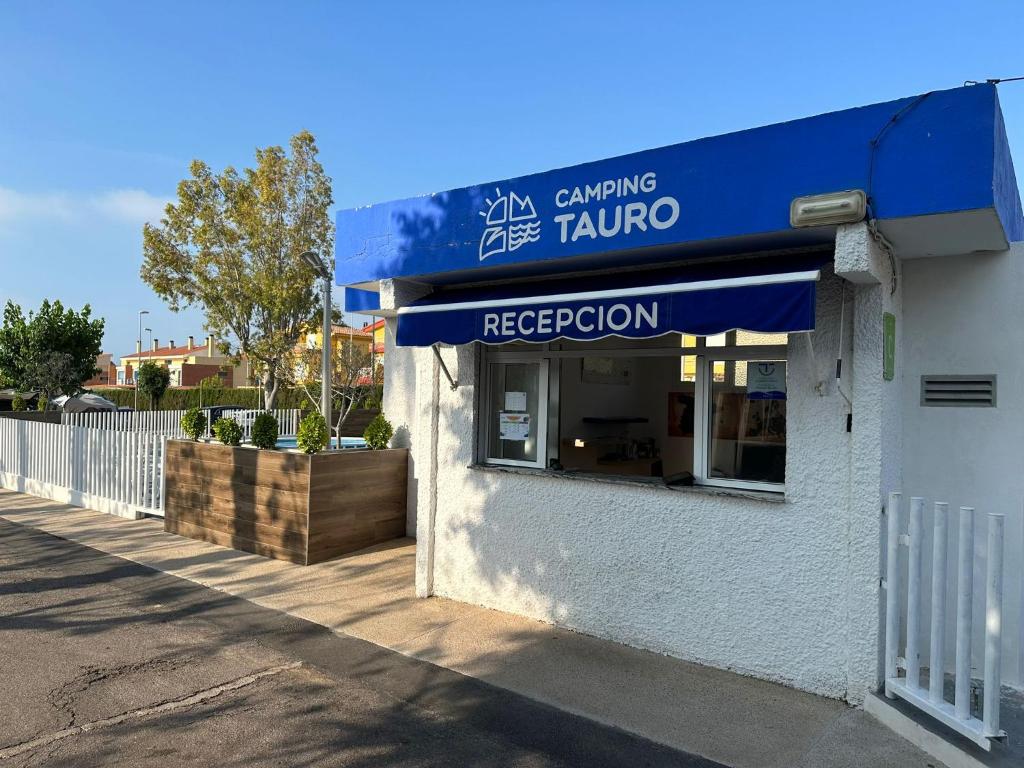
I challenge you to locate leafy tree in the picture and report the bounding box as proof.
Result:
[0,300,104,395]
[141,130,334,409]
[23,350,77,403]
[287,332,381,439]
[136,361,171,409]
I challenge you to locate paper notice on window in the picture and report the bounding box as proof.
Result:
[504,391,528,411]
[498,412,531,441]
[747,361,786,400]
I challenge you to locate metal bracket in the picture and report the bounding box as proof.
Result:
[432,344,458,391]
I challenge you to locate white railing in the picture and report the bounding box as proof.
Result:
[224,409,300,441]
[884,492,1007,750]
[61,408,300,440]
[0,418,165,519]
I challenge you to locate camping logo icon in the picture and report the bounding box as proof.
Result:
[478,187,541,261]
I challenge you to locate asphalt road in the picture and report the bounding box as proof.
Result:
[0,519,723,768]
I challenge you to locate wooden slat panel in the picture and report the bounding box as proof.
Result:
[164,443,409,566]
[166,477,309,516]
[164,460,310,495]
[163,444,305,475]
[167,440,309,473]
[166,518,306,564]
[308,485,407,516]
[164,485,308,532]
[335,409,378,437]
[169,506,306,551]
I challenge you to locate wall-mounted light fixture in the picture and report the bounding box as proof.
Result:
[790,190,866,228]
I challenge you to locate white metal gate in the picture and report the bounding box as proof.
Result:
[883,491,1007,749]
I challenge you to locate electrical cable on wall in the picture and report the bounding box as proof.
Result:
[835,282,852,409]
[865,92,933,296]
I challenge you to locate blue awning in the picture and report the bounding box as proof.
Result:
[396,255,826,346]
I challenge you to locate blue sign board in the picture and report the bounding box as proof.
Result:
[395,266,820,347]
[337,85,1022,290]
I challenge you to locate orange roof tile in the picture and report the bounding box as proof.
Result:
[121,343,210,360]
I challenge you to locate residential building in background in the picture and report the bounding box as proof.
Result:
[362,318,385,356]
[116,335,244,387]
[82,353,116,387]
[299,323,374,356]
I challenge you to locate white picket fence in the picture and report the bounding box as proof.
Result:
[61,408,300,441]
[0,418,166,519]
[883,492,1009,750]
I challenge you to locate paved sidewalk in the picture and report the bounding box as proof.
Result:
[0,489,943,768]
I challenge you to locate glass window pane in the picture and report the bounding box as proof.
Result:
[488,362,540,463]
[556,355,693,480]
[708,360,786,485]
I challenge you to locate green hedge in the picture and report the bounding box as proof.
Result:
[86,387,314,412]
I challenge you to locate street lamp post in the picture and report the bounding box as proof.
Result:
[300,251,332,440]
[135,310,149,410]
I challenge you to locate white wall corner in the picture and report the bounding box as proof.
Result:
[413,347,440,598]
[379,278,432,313]
[835,222,889,286]
[841,222,904,703]
[382,318,419,537]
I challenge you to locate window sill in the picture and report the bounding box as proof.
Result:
[468,463,786,504]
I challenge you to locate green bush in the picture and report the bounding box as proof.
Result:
[84,386,312,412]
[11,395,25,412]
[296,412,328,454]
[36,396,47,412]
[213,416,243,446]
[180,407,207,441]
[363,413,393,450]
[251,412,279,450]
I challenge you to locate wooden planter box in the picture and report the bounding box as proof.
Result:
[163,440,408,565]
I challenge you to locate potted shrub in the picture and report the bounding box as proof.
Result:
[180,407,207,441]
[296,412,328,454]
[213,416,243,446]
[164,411,409,566]
[251,412,279,450]
[363,413,393,450]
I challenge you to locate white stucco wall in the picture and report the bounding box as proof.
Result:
[901,244,1024,689]
[383,317,420,537]
[390,235,909,701]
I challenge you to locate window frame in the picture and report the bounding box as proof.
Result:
[697,356,789,493]
[478,354,550,469]
[478,338,788,491]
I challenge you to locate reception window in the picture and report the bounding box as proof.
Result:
[479,332,788,491]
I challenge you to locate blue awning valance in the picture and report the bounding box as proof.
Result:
[396,256,826,347]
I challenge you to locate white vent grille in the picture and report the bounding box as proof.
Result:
[920,375,996,407]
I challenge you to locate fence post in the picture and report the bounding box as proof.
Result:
[158,435,167,513]
[906,497,925,690]
[954,506,976,720]
[929,502,949,704]
[983,513,1004,738]
[885,491,902,698]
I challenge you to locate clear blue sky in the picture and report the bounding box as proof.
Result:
[2,1,1023,355]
